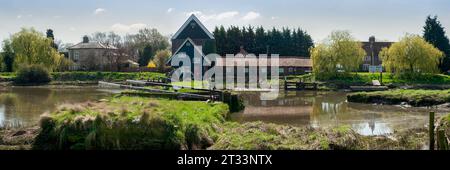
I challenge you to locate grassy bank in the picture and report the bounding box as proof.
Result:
[436,114,450,150]
[29,94,429,150]
[0,72,166,83]
[292,73,450,89]
[33,96,230,150]
[211,122,427,150]
[347,89,450,106]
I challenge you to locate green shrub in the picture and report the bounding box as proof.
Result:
[32,96,230,150]
[14,65,51,85]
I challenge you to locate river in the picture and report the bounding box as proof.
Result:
[231,91,448,135]
[0,86,117,127]
[0,87,447,136]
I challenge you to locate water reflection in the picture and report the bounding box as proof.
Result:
[0,87,114,127]
[231,91,447,136]
[1,87,447,136]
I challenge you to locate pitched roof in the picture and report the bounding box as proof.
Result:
[68,41,118,50]
[361,41,393,56]
[166,38,205,64]
[216,57,312,67]
[171,14,215,40]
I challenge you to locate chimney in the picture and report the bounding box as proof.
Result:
[239,46,248,56]
[369,36,375,65]
[369,36,376,43]
[82,36,89,43]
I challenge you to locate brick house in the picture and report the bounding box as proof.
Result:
[67,36,118,71]
[360,36,394,71]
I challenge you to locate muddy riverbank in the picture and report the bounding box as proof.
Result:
[0,122,429,150]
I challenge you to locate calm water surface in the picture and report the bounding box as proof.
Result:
[1,87,446,136]
[0,86,117,127]
[231,91,449,136]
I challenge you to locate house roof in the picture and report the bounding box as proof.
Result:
[68,41,118,50]
[361,41,393,56]
[216,57,312,67]
[171,14,215,40]
[166,38,205,64]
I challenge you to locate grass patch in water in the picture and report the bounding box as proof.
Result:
[33,96,229,150]
[347,89,450,107]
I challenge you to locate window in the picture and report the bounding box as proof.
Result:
[190,22,197,29]
[288,67,294,73]
[245,67,249,73]
[363,64,370,71]
[279,68,284,74]
[261,68,267,73]
[73,51,80,62]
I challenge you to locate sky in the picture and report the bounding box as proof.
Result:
[0,0,449,45]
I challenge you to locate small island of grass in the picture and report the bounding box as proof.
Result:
[33,96,230,150]
[347,89,450,107]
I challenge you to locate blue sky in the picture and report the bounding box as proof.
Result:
[0,0,449,44]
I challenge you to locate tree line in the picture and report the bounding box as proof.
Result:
[87,28,170,67]
[311,15,450,80]
[213,26,314,57]
[0,27,171,72]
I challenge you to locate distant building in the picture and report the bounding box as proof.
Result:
[168,14,312,80]
[360,36,394,71]
[216,47,312,77]
[67,36,118,71]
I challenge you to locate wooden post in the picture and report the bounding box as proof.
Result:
[429,112,435,150]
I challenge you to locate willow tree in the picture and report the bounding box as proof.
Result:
[380,34,443,76]
[10,28,70,71]
[311,31,366,79]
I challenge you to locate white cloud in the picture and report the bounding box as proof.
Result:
[271,16,279,20]
[167,8,174,13]
[94,8,106,15]
[111,23,147,33]
[241,11,261,21]
[17,15,22,19]
[215,11,239,20]
[69,27,77,31]
[186,11,203,17]
[186,11,239,21]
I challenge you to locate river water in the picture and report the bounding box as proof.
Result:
[0,87,447,136]
[0,86,116,127]
[231,91,448,135]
